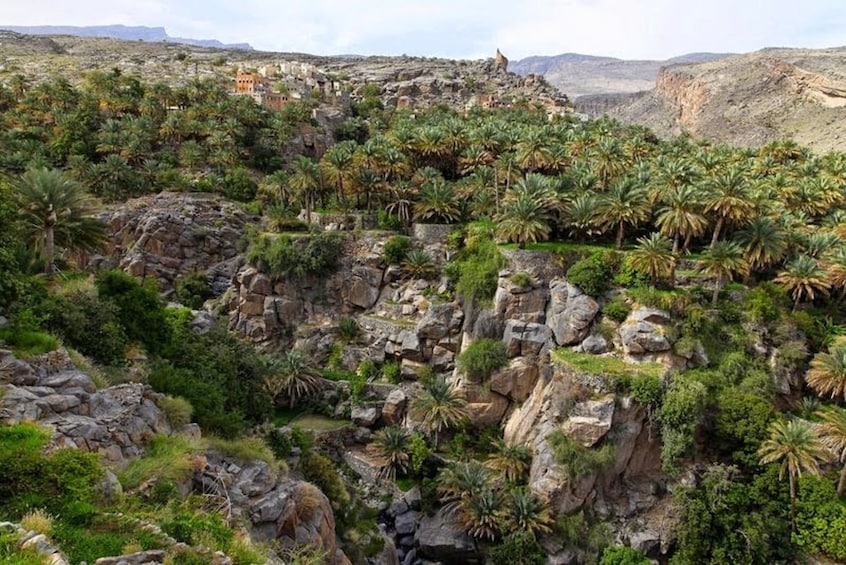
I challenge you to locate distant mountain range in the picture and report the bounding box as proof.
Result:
[0,25,253,50]
[511,52,731,99]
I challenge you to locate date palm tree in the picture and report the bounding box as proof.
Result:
[629,233,676,287]
[697,240,748,305]
[263,349,323,409]
[734,216,788,272]
[436,460,492,505]
[757,418,830,530]
[288,156,322,224]
[14,167,105,275]
[806,339,846,402]
[457,488,503,540]
[502,488,553,536]
[775,254,831,311]
[413,179,460,224]
[495,191,551,248]
[815,406,846,496]
[486,440,532,483]
[409,376,469,447]
[703,167,755,249]
[655,184,707,254]
[372,426,410,480]
[596,178,650,248]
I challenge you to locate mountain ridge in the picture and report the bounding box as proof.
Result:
[0,24,253,50]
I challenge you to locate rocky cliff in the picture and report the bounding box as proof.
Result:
[598,47,846,152]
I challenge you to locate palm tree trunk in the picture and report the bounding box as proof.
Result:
[494,169,500,214]
[712,276,722,306]
[710,216,724,250]
[670,234,680,289]
[838,463,846,497]
[683,232,693,252]
[793,294,801,312]
[616,222,625,249]
[45,207,57,276]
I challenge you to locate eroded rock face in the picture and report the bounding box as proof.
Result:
[619,307,673,356]
[415,508,476,562]
[546,280,600,346]
[494,271,549,324]
[502,320,554,358]
[489,357,540,402]
[100,192,248,294]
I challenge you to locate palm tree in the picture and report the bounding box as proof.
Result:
[495,191,551,248]
[437,460,492,505]
[655,184,707,254]
[806,339,846,402]
[703,167,755,249]
[14,167,105,275]
[734,216,788,272]
[372,426,410,480]
[320,141,355,207]
[629,233,676,287]
[456,488,503,540]
[757,418,830,530]
[413,180,461,224]
[486,440,532,483]
[288,156,322,224]
[775,254,831,311]
[501,488,553,536]
[263,349,323,409]
[815,406,846,495]
[409,377,469,447]
[596,178,650,248]
[697,240,748,306]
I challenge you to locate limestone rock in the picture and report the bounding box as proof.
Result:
[489,357,539,402]
[546,280,599,346]
[502,320,554,358]
[416,302,463,340]
[381,389,407,425]
[351,404,381,428]
[494,272,548,323]
[619,322,671,355]
[581,334,608,354]
[347,265,384,309]
[563,397,615,447]
[415,508,476,562]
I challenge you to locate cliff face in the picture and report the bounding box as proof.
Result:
[599,47,846,152]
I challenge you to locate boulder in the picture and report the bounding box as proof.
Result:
[348,265,384,309]
[381,389,407,425]
[502,320,554,358]
[581,334,608,354]
[494,273,549,323]
[416,303,463,340]
[351,404,381,427]
[619,322,671,355]
[563,397,616,447]
[629,307,671,324]
[415,508,476,562]
[399,331,423,362]
[394,510,418,536]
[466,392,510,427]
[489,357,539,402]
[546,280,599,346]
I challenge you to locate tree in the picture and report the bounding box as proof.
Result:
[735,216,788,272]
[596,178,650,248]
[806,339,846,402]
[628,233,675,287]
[372,426,410,480]
[486,440,532,483]
[457,488,503,540]
[757,418,830,530]
[495,191,551,248]
[501,488,552,536]
[14,167,105,275]
[288,156,322,223]
[263,349,323,408]
[815,406,846,496]
[413,179,460,224]
[409,377,469,447]
[697,240,748,306]
[775,254,831,310]
[655,184,707,255]
[703,167,754,249]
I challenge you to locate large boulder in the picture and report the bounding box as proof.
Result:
[562,396,615,447]
[415,508,477,562]
[546,280,599,346]
[502,320,554,358]
[416,302,463,340]
[619,323,671,355]
[489,357,540,402]
[347,265,384,309]
[381,389,407,425]
[494,272,549,323]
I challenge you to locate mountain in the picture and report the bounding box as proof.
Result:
[600,47,846,152]
[510,51,730,99]
[1,24,252,50]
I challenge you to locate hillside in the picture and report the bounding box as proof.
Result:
[1,24,253,49]
[510,51,729,99]
[596,47,846,151]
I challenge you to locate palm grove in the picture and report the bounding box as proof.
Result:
[2,67,846,563]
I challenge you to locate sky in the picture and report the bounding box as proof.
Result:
[2,0,845,61]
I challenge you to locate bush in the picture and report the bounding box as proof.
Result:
[247,232,343,281]
[337,317,360,341]
[449,237,505,304]
[490,531,546,565]
[382,235,411,264]
[0,327,60,357]
[600,545,650,565]
[658,378,707,473]
[403,249,437,280]
[457,338,508,381]
[795,475,846,561]
[300,451,350,513]
[157,396,193,428]
[566,252,617,297]
[174,270,212,309]
[548,431,615,483]
[509,272,533,288]
[382,361,401,384]
[630,375,663,409]
[94,270,171,355]
[602,296,631,323]
[377,210,404,231]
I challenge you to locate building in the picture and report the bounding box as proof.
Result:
[233,70,290,111]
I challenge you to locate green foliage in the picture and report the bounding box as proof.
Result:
[659,377,707,473]
[337,317,360,341]
[743,282,788,323]
[794,475,846,561]
[548,431,615,483]
[566,251,618,297]
[408,433,432,476]
[630,375,664,409]
[602,296,631,323]
[382,360,402,384]
[94,270,171,355]
[457,338,508,381]
[174,270,212,309]
[403,249,438,280]
[0,327,60,357]
[382,235,411,264]
[161,508,233,547]
[300,451,350,513]
[509,271,533,287]
[0,530,43,564]
[490,531,546,565]
[157,395,193,428]
[247,232,343,281]
[600,545,650,565]
[119,434,204,491]
[553,348,665,382]
[447,229,505,304]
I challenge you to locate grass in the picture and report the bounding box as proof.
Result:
[290,414,351,433]
[119,434,206,490]
[395,477,416,492]
[0,328,60,357]
[553,348,665,380]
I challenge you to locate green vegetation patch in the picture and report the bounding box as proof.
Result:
[552,349,665,381]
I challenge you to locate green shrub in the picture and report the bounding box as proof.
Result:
[509,272,533,288]
[382,235,411,264]
[795,475,846,561]
[300,451,350,512]
[490,531,546,565]
[548,431,615,483]
[600,545,650,565]
[174,270,212,309]
[0,327,60,357]
[630,375,663,409]
[247,232,343,281]
[602,296,631,323]
[382,361,401,384]
[566,251,617,297]
[457,338,508,381]
[658,378,707,473]
[162,508,233,547]
[713,389,775,469]
[377,210,404,231]
[94,270,171,355]
[449,236,505,304]
[157,395,193,428]
[337,317,360,341]
[403,249,437,279]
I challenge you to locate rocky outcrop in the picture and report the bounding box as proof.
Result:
[494,272,549,323]
[619,307,673,358]
[546,280,599,346]
[0,348,171,467]
[415,508,477,563]
[100,192,248,294]
[502,320,554,358]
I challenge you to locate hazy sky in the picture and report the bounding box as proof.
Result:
[3,0,845,60]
